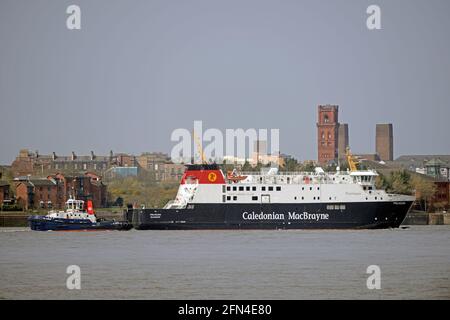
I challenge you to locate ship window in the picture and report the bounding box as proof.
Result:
[246,186,250,191]
[317,187,320,190]
[363,186,366,190]
[375,197,377,200]
[313,197,316,200]
[368,186,373,190]
[252,186,256,191]
[340,205,346,210]
[252,196,258,201]
[227,186,231,191]
[268,186,273,191]
[276,186,281,191]
[317,197,320,200]
[334,205,340,210]
[294,197,297,200]
[233,186,237,191]
[227,196,231,201]
[301,197,304,200]
[233,196,237,201]
[302,187,304,190]
[309,187,312,190]
[262,186,266,191]
[239,186,244,191]
[329,197,332,200]
[222,185,226,193]
[222,195,226,203]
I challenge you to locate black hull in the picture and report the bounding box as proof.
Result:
[130,201,414,230]
[28,216,133,231]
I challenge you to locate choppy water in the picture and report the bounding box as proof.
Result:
[0,226,449,299]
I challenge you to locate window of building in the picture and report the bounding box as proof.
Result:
[233,186,237,191]
[233,196,237,201]
[252,186,256,191]
[262,186,266,191]
[239,186,244,191]
[227,186,231,191]
[246,186,250,191]
[227,196,231,201]
[268,186,273,191]
[252,196,258,201]
[276,186,281,191]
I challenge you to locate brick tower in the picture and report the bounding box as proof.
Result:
[317,105,339,165]
[376,124,393,161]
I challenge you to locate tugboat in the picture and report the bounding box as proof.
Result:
[28,198,132,231]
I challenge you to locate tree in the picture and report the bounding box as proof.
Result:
[390,170,413,195]
[411,175,436,212]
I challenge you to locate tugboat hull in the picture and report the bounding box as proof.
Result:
[130,201,414,230]
[28,216,133,231]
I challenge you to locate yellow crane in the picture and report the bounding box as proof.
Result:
[345,147,359,172]
[193,131,207,164]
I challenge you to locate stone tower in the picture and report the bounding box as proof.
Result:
[317,105,339,165]
[376,124,393,161]
[338,123,349,161]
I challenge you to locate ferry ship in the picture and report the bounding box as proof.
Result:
[128,152,414,230]
[29,198,132,231]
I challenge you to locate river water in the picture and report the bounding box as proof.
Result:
[0,226,449,299]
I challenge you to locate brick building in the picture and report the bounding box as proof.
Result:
[136,152,170,171]
[317,105,339,165]
[376,124,393,161]
[15,172,107,210]
[15,178,58,210]
[11,149,135,177]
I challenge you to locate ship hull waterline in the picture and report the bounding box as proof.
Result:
[129,201,414,230]
[28,216,133,231]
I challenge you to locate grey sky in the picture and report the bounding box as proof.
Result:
[1,0,449,164]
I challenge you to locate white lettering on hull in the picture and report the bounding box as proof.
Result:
[242,211,329,221]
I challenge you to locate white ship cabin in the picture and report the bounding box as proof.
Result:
[47,198,96,222]
[163,165,410,209]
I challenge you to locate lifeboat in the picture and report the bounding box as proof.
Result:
[227,170,248,182]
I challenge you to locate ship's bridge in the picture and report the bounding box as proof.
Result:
[349,170,378,185]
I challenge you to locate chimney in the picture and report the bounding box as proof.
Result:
[90,151,95,160]
[71,151,76,161]
[52,152,57,160]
